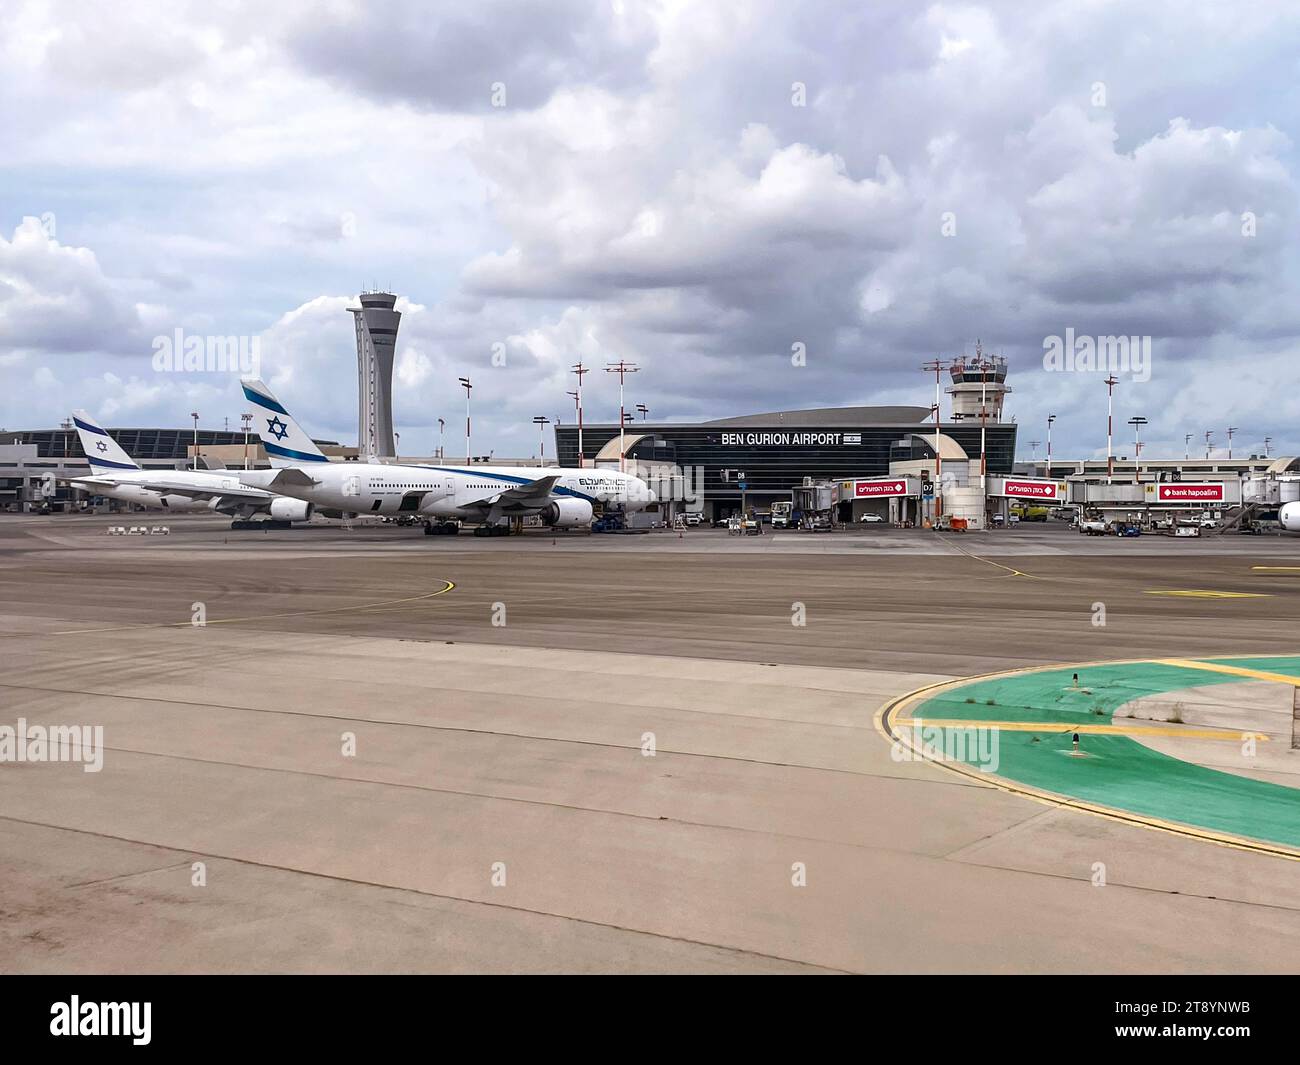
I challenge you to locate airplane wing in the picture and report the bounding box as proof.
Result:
[461,475,561,514]
[131,481,273,503]
[263,467,321,489]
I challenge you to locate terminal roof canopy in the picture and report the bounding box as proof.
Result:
[702,406,933,428]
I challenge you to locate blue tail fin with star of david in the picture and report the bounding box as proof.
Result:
[240,379,330,468]
[71,410,141,471]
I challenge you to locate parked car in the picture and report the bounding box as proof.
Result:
[684,512,703,527]
[1078,518,1108,535]
[858,513,886,524]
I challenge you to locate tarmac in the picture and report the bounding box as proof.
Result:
[2,513,1299,972]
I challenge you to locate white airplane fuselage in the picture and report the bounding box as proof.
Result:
[241,463,653,524]
[73,470,309,519]
[1281,501,1300,532]
[73,471,237,513]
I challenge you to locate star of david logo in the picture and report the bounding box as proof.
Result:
[266,416,289,441]
[96,440,108,452]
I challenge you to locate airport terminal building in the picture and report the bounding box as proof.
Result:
[555,406,1019,521]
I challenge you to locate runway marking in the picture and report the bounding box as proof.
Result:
[874,657,1300,862]
[1251,566,1300,572]
[1153,658,1300,687]
[1143,589,1270,598]
[905,718,1269,742]
[45,579,456,636]
[928,531,1044,579]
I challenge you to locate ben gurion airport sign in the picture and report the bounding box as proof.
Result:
[720,432,863,446]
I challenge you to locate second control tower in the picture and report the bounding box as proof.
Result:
[350,291,400,458]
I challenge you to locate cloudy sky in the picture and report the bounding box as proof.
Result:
[2,0,1298,461]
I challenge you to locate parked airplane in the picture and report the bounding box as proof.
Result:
[237,378,655,534]
[1281,502,1300,532]
[67,410,314,524]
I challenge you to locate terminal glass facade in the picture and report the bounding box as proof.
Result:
[555,419,1018,515]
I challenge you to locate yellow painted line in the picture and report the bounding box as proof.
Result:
[48,580,457,636]
[929,531,1043,580]
[1251,566,1300,572]
[1155,658,1300,687]
[1144,589,1270,598]
[910,718,1268,741]
[873,661,1300,863]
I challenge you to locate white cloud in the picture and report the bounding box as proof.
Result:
[3,0,1300,458]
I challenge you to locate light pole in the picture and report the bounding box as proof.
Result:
[533,416,549,466]
[605,360,639,472]
[1029,440,1041,464]
[241,412,252,470]
[976,347,991,491]
[1103,376,1118,483]
[1205,430,1214,459]
[1265,436,1273,458]
[1127,416,1148,468]
[459,377,472,464]
[1046,414,1056,479]
[1185,433,1193,460]
[572,362,589,468]
[437,418,445,461]
[566,390,581,465]
[394,431,400,457]
[190,411,199,470]
[1226,426,1238,461]
[636,403,648,421]
[922,359,945,523]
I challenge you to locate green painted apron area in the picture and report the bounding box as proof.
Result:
[912,657,1300,851]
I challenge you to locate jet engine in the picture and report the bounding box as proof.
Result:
[541,498,594,527]
[269,498,313,522]
[1281,502,1300,532]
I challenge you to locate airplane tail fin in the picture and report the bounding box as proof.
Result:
[240,379,330,468]
[71,410,140,471]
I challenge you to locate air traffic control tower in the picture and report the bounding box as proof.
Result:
[350,291,401,458]
[946,345,1011,424]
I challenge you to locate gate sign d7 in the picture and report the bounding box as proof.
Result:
[1001,478,1063,501]
[1146,482,1226,503]
[854,478,909,498]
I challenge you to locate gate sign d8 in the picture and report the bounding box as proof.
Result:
[1003,478,1062,500]
[854,479,908,498]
